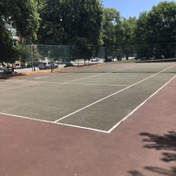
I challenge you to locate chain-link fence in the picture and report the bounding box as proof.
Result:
[101,45,137,61]
[18,44,106,69]
[136,42,176,60]
[23,44,97,68]
[102,43,176,61]
[15,42,176,69]
[25,44,138,65]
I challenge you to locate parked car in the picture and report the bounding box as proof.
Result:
[0,68,17,74]
[27,63,32,68]
[48,62,58,69]
[38,62,58,70]
[91,57,99,62]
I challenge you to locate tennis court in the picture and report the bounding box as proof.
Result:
[0,62,176,132]
[0,62,176,176]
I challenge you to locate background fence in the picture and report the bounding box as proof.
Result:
[14,42,176,68]
[22,44,137,65]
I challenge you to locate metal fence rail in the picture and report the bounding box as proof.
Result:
[16,42,176,68]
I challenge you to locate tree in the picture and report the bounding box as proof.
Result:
[102,8,120,47]
[147,1,176,44]
[0,23,14,63]
[0,0,40,63]
[135,12,151,59]
[135,1,176,59]
[38,0,103,59]
[114,17,137,60]
[74,0,103,57]
[4,0,40,41]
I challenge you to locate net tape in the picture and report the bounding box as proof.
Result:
[58,62,176,74]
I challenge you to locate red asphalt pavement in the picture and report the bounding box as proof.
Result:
[0,76,176,176]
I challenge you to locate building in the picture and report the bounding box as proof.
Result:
[5,23,20,46]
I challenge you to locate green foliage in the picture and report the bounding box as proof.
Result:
[0,23,13,62]
[1,0,175,63]
[114,17,137,59]
[147,1,176,43]
[102,8,120,46]
[15,45,31,62]
[135,1,176,59]
[1,0,40,41]
[0,0,40,62]
[135,12,148,44]
[116,17,137,46]
[38,0,103,58]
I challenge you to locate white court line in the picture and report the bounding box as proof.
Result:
[34,76,49,79]
[0,112,55,125]
[108,75,176,133]
[57,122,108,133]
[23,65,139,87]
[65,82,128,87]
[22,80,128,87]
[0,112,109,134]
[61,65,138,84]
[62,73,107,84]
[54,64,176,123]
[37,81,128,87]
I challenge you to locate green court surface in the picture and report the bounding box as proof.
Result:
[0,62,175,132]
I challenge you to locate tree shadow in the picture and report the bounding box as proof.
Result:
[145,166,176,176]
[129,166,176,176]
[140,131,176,162]
[128,131,176,176]
[129,167,176,176]
[128,171,146,176]
[0,73,26,79]
[140,131,176,151]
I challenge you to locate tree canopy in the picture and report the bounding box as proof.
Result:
[1,0,39,41]
[0,0,40,63]
[1,0,176,63]
[136,1,176,59]
[102,8,120,47]
[38,0,103,58]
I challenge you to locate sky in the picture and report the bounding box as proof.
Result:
[102,0,176,19]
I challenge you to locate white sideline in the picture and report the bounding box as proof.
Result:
[108,75,176,133]
[0,112,109,133]
[0,112,55,124]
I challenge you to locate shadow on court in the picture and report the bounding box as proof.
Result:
[0,73,26,79]
[140,131,176,162]
[129,131,176,176]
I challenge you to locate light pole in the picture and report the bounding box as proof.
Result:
[31,44,36,71]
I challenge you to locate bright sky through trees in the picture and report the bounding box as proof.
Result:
[102,0,176,18]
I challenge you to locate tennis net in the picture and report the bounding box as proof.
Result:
[57,62,176,74]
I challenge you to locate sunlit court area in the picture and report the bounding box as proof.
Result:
[0,62,176,132]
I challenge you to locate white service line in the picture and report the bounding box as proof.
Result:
[62,73,107,84]
[57,122,109,133]
[0,112,109,133]
[61,65,138,84]
[62,82,128,87]
[34,76,49,79]
[0,112,55,125]
[26,80,128,87]
[54,64,176,123]
[108,75,176,133]
[25,66,138,86]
